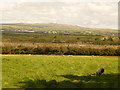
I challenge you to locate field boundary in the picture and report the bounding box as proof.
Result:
[1,54,119,57]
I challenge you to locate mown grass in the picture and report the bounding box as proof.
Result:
[2,55,119,88]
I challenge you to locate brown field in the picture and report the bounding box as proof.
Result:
[2,42,118,49]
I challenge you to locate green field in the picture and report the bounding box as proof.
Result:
[2,55,119,88]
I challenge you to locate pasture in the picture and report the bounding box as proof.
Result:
[2,55,119,88]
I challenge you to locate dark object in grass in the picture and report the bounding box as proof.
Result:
[96,67,104,75]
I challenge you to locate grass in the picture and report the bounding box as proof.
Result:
[2,55,119,88]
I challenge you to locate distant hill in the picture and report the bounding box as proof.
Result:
[1,23,118,36]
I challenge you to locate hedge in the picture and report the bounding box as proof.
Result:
[2,46,119,56]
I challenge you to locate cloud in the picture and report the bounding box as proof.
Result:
[0,2,118,29]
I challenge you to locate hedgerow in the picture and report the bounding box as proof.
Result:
[2,46,119,56]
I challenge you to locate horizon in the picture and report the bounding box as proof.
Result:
[1,22,118,30]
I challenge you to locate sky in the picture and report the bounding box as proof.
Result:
[0,0,119,29]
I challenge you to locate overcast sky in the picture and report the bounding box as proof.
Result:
[0,0,119,29]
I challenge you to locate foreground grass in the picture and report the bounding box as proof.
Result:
[2,55,119,88]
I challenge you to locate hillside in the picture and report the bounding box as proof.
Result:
[1,23,118,36]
